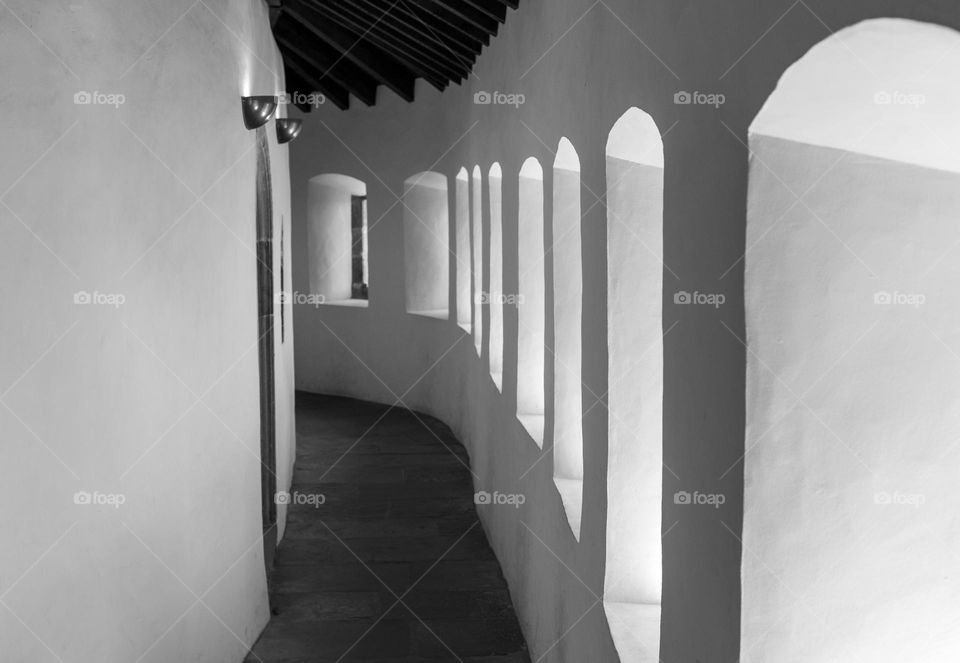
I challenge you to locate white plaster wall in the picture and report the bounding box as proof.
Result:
[743,19,960,662]
[0,1,294,660]
[289,4,960,662]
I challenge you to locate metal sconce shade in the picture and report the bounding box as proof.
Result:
[276,118,302,144]
[241,95,278,130]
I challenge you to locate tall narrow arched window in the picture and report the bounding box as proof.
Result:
[552,138,583,539]
[743,18,960,661]
[603,108,664,663]
[402,171,449,318]
[516,157,545,446]
[306,174,369,306]
[488,163,504,390]
[455,168,471,331]
[471,165,484,356]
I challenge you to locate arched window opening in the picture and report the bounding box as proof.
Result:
[516,157,546,446]
[306,174,369,306]
[743,18,960,661]
[472,165,484,356]
[551,138,584,540]
[402,171,449,318]
[455,168,471,331]
[603,107,664,663]
[489,163,504,390]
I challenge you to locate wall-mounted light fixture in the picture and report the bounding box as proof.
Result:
[241,95,278,130]
[276,118,302,144]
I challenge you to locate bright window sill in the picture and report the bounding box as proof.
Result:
[321,298,369,308]
[408,308,449,320]
[517,412,545,448]
[553,477,583,541]
[490,370,503,392]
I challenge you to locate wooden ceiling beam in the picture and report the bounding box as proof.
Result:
[417,0,499,35]
[459,0,507,24]
[284,0,418,102]
[402,0,492,46]
[325,0,475,78]
[340,0,478,61]
[275,17,379,106]
[283,54,350,110]
[303,1,458,90]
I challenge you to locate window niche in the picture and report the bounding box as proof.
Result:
[403,171,450,318]
[471,165,483,356]
[455,168,471,331]
[551,138,584,540]
[306,174,369,307]
[516,157,546,446]
[603,107,664,663]
[488,163,504,390]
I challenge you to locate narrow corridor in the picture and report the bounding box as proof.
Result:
[247,393,530,662]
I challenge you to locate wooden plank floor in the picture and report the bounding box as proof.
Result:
[246,392,531,663]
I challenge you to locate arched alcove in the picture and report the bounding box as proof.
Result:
[402,171,449,318]
[489,163,504,390]
[603,107,664,663]
[516,157,546,446]
[306,173,369,306]
[455,168,471,331]
[551,138,584,540]
[472,165,484,356]
[744,18,960,661]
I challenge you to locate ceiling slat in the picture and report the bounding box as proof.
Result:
[324,0,475,81]
[283,54,350,110]
[283,0,418,101]
[271,0,519,110]
[275,17,379,106]
[459,0,507,24]
[417,0,499,35]
[402,0,492,46]
[297,2,448,90]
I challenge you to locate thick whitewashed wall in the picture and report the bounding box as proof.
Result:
[743,19,960,662]
[289,3,960,662]
[0,1,294,661]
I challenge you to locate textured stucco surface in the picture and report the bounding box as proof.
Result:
[744,20,960,661]
[0,1,295,660]
[288,4,960,662]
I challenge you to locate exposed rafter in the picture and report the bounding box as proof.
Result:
[272,0,519,109]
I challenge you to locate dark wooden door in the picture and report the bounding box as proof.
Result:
[255,127,278,571]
